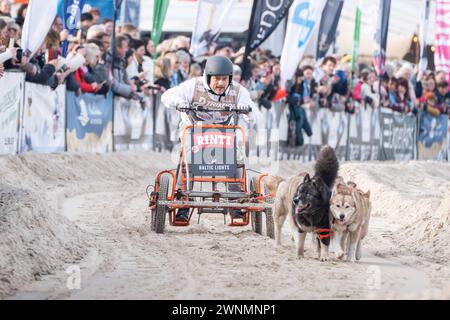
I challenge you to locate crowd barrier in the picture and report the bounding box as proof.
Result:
[0,71,448,162]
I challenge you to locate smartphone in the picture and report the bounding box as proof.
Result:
[16,48,23,61]
[60,64,68,72]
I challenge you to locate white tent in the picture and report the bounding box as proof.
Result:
[336,0,436,58]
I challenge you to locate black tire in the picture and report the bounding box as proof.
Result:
[250,177,263,235]
[151,209,156,231]
[264,185,275,239]
[154,175,169,234]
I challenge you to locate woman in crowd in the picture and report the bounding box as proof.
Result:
[154,56,172,91]
[15,4,27,26]
[74,43,106,94]
[391,77,413,113]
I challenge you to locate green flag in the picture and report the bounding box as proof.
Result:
[151,0,170,60]
[350,4,361,90]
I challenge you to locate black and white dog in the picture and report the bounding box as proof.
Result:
[273,146,339,261]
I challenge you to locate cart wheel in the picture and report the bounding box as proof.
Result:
[264,185,275,239]
[250,177,263,235]
[151,209,156,231]
[153,175,170,234]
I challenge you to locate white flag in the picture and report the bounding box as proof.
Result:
[280,0,327,87]
[21,0,59,59]
[190,0,236,58]
[418,0,431,78]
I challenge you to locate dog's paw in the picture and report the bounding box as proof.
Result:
[320,255,330,262]
[346,256,356,263]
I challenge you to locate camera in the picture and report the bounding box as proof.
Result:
[136,79,148,88]
[364,95,373,106]
[131,76,149,92]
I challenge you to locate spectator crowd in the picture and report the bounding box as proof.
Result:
[0,0,449,150]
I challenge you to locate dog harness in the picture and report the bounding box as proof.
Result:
[315,228,333,239]
[293,183,333,240]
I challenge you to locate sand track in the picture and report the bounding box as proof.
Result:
[1,152,449,299]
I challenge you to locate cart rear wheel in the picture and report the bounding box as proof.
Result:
[250,177,263,235]
[264,185,275,239]
[153,175,169,234]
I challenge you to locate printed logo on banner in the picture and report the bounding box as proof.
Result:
[292,2,315,48]
[191,128,237,177]
[21,83,66,153]
[379,109,416,161]
[65,0,84,30]
[417,112,448,160]
[0,74,22,154]
[66,91,113,153]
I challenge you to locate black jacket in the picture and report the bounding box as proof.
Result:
[25,56,57,87]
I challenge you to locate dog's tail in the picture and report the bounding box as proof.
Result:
[314,146,339,188]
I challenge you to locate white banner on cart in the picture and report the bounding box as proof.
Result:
[0,72,24,155]
[20,82,66,153]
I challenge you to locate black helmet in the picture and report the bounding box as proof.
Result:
[205,55,233,77]
[204,55,234,92]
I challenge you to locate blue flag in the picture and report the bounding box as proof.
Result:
[61,0,86,56]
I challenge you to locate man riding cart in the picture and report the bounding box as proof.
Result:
[148,55,274,236]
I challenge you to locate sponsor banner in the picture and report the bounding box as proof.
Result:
[123,0,141,27]
[190,0,236,58]
[379,108,416,161]
[58,0,114,22]
[350,3,361,90]
[448,123,450,162]
[61,0,86,56]
[280,0,327,86]
[435,0,450,82]
[20,83,66,153]
[0,72,24,155]
[316,0,344,59]
[152,0,170,59]
[22,0,58,58]
[191,128,237,177]
[66,91,113,152]
[373,0,391,77]
[418,0,431,77]
[242,0,293,79]
[417,111,448,160]
[114,97,154,151]
[308,107,348,161]
[348,104,381,161]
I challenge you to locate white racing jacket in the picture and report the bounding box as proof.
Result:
[161,76,255,132]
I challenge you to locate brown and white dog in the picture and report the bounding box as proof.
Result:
[329,179,371,262]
